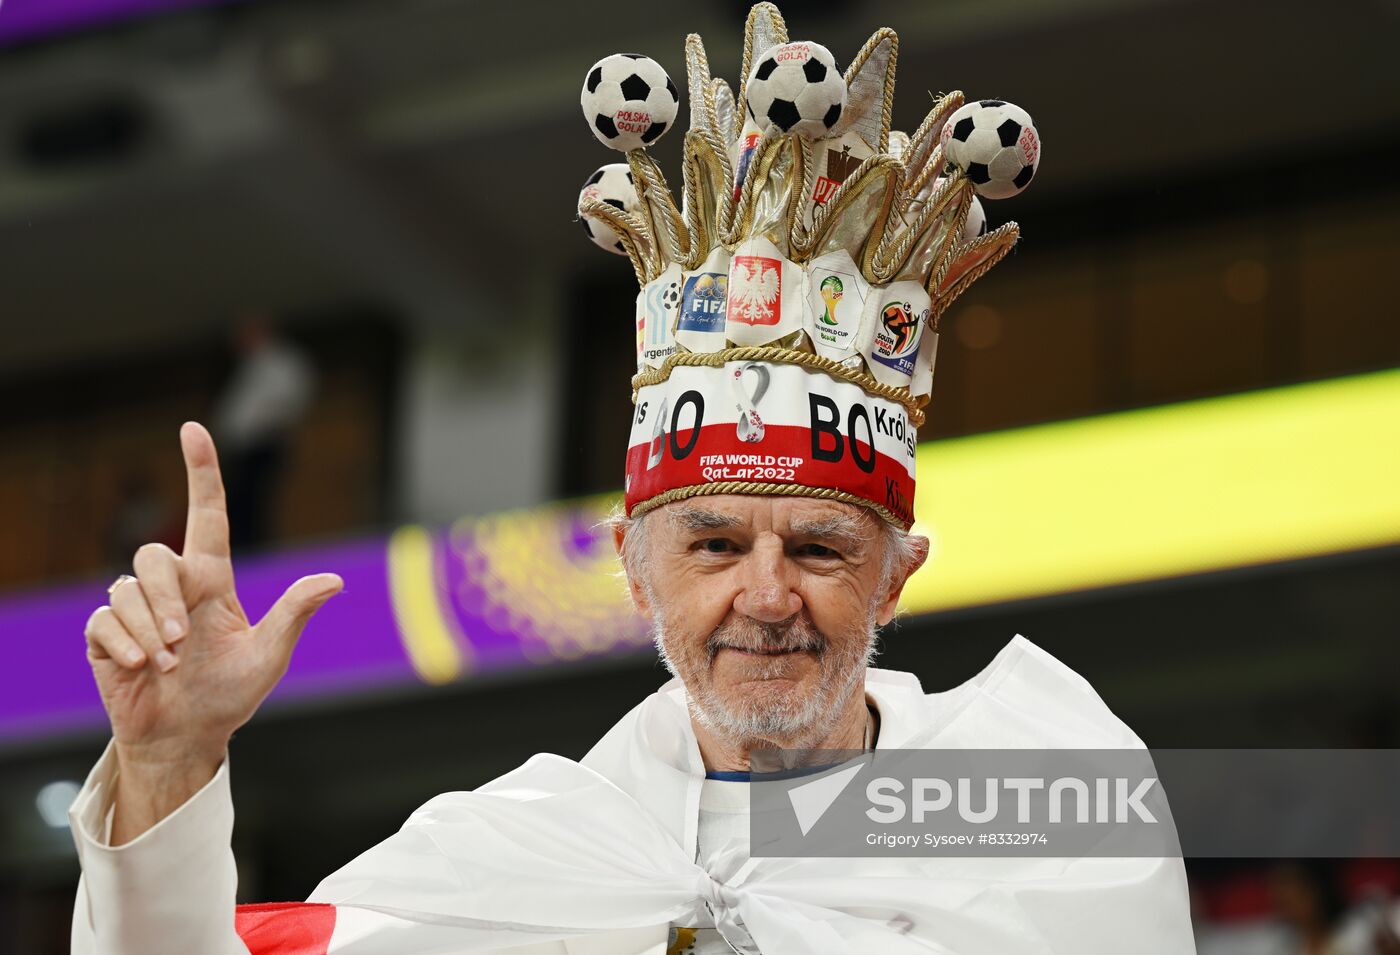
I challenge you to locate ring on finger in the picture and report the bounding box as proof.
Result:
[107,574,138,596]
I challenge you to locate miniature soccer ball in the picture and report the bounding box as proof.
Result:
[964,194,987,239]
[941,99,1040,200]
[934,176,988,240]
[581,53,679,152]
[744,40,846,139]
[578,163,638,255]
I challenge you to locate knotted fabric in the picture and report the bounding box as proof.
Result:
[301,640,1198,954]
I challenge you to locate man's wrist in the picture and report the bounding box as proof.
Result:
[111,736,229,845]
[115,734,229,773]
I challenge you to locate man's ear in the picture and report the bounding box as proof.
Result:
[614,522,653,619]
[874,534,930,626]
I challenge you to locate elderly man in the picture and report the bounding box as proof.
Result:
[70,5,1197,951]
[73,423,1193,954]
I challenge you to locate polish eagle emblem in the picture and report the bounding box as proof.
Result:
[727,256,781,325]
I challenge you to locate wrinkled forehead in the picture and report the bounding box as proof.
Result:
[655,494,881,543]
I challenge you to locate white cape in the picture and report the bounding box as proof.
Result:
[306,635,1197,954]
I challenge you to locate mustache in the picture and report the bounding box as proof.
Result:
[705,613,827,660]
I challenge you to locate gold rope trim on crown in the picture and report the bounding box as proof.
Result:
[631,480,909,528]
[902,91,964,208]
[930,221,1020,317]
[737,3,788,132]
[628,150,690,270]
[631,346,927,427]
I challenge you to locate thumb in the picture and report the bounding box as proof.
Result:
[257,573,343,656]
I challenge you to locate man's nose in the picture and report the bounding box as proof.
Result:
[733,542,802,623]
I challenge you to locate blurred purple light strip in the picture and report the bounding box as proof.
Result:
[0,0,237,45]
[2,537,417,747]
[0,498,650,748]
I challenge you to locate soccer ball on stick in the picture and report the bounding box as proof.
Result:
[743,40,846,139]
[578,163,638,255]
[940,99,1040,200]
[581,53,679,152]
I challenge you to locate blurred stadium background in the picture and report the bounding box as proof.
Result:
[1,0,1398,951]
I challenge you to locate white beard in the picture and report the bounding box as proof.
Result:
[648,594,881,747]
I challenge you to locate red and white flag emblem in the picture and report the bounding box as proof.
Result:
[727,255,781,326]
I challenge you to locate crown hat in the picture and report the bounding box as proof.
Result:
[577,2,1041,529]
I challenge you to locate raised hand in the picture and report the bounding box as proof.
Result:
[83,422,342,842]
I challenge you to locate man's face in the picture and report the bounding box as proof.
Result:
[621,495,922,743]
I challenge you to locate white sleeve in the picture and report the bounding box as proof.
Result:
[69,740,249,955]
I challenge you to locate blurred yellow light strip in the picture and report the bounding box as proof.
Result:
[901,368,1400,615]
[386,525,467,684]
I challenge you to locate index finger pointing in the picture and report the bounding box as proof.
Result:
[181,421,231,559]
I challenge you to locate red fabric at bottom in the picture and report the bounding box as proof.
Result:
[235,902,336,955]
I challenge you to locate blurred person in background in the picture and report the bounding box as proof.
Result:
[212,310,315,551]
[1269,862,1400,955]
[1271,861,1351,955]
[1197,864,1400,955]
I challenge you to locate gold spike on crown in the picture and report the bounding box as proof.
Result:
[578,2,1041,529]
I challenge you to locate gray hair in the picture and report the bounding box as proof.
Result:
[610,501,920,594]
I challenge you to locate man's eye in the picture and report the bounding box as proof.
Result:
[799,543,839,559]
[701,538,733,553]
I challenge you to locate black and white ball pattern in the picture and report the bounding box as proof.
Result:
[578,163,637,256]
[941,100,1040,200]
[581,53,679,152]
[744,41,846,139]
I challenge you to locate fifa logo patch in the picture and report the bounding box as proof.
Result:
[871,300,923,375]
[637,264,682,367]
[645,278,680,344]
[678,272,728,334]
